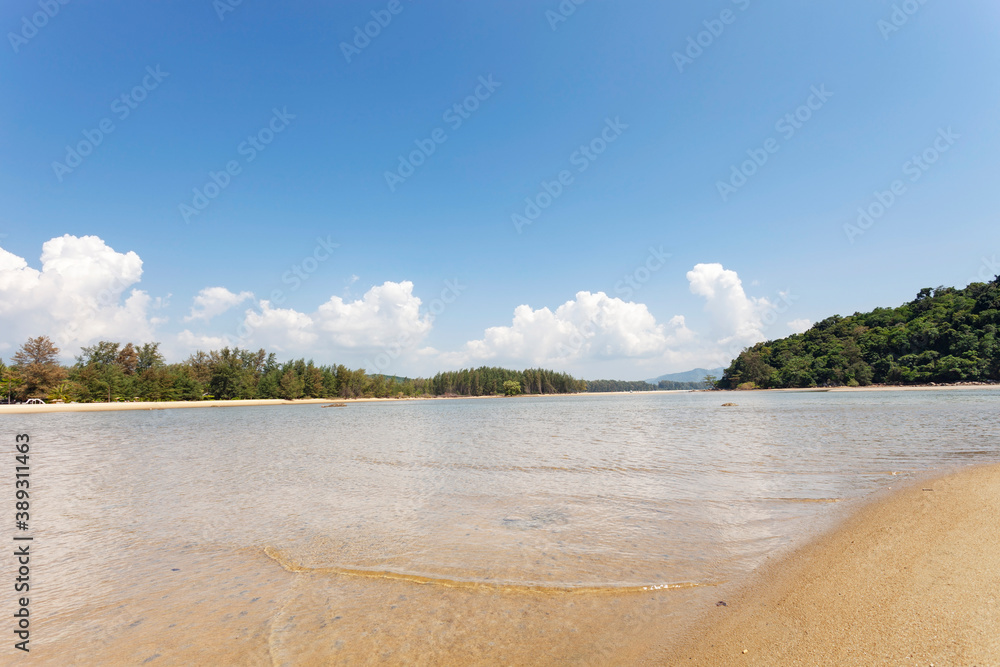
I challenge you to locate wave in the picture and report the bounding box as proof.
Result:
[760,497,842,503]
[348,454,692,475]
[262,546,713,594]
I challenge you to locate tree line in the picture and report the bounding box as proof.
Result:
[585,379,706,392]
[0,337,589,403]
[427,366,585,396]
[718,277,1000,389]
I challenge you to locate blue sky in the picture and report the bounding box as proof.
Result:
[2,0,998,379]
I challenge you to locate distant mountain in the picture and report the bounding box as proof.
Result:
[646,367,725,384]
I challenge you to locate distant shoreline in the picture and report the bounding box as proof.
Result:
[2,382,997,414]
[746,382,1000,393]
[0,394,507,415]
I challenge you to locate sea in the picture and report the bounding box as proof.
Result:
[10,388,1000,665]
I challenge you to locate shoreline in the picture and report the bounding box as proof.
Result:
[0,394,509,415]
[2,382,998,414]
[647,463,1000,665]
[783,382,999,393]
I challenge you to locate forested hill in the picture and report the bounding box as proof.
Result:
[719,277,1000,389]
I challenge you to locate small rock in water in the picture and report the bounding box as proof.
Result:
[722,402,738,407]
[716,600,727,606]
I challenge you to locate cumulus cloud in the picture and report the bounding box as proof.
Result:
[176,329,236,352]
[445,291,694,367]
[184,287,253,322]
[194,280,434,354]
[314,281,431,347]
[686,263,774,347]
[243,302,319,350]
[0,237,792,379]
[444,264,796,374]
[0,235,159,357]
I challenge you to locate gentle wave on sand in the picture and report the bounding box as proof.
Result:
[13,388,1000,664]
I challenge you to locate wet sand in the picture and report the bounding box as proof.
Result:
[36,464,1000,665]
[649,464,1000,665]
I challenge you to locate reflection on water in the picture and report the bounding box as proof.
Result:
[19,389,1000,664]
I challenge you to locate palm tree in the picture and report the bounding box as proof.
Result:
[46,381,73,403]
[0,376,24,403]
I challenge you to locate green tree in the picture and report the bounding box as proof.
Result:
[46,381,74,403]
[76,341,125,402]
[116,343,139,375]
[0,374,24,404]
[279,368,304,399]
[136,342,165,373]
[718,276,1000,388]
[172,371,203,401]
[12,336,66,399]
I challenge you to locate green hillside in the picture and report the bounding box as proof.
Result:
[718,277,1000,389]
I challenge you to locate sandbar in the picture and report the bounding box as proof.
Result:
[0,394,512,415]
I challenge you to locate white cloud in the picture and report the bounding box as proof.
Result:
[0,235,158,358]
[242,301,319,350]
[314,281,431,347]
[686,263,774,347]
[445,291,694,368]
[443,264,793,376]
[184,287,253,322]
[176,329,236,352]
[787,318,812,333]
[0,237,792,380]
[202,280,434,355]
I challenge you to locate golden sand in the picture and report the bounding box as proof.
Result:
[27,463,1000,665]
[0,395,499,414]
[647,464,1000,665]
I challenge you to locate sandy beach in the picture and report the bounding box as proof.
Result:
[0,394,503,414]
[2,383,997,415]
[820,383,997,393]
[648,463,1000,665]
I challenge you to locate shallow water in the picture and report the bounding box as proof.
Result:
[11,389,1000,664]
